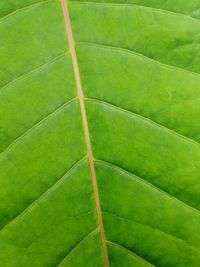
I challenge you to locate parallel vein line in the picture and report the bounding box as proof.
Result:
[86,97,200,148]
[95,159,200,215]
[1,97,77,155]
[0,0,50,23]
[0,52,67,94]
[57,228,99,266]
[60,1,109,266]
[0,157,87,233]
[107,240,155,266]
[103,211,200,251]
[78,41,200,77]
[70,1,200,24]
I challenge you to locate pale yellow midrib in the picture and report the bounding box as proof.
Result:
[60,1,110,266]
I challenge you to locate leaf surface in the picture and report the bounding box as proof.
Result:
[1,0,200,266]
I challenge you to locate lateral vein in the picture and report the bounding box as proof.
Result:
[0,52,67,94]
[1,97,77,155]
[0,157,87,233]
[57,228,99,266]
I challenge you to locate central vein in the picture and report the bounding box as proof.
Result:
[60,1,110,266]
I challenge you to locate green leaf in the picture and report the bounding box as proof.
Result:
[1,0,200,266]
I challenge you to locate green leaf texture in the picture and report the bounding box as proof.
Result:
[1,0,200,266]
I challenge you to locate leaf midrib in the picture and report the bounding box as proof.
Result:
[60,0,109,266]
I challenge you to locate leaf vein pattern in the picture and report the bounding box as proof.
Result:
[107,241,155,267]
[78,42,200,77]
[70,1,200,24]
[95,159,200,215]
[103,211,199,251]
[0,0,51,23]
[0,157,87,233]
[86,98,200,148]
[1,97,78,155]
[0,52,67,93]
[57,228,99,266]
